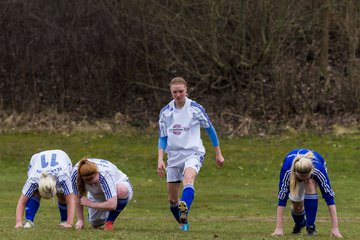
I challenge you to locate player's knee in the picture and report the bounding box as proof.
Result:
[116,184,129,199]
[292,204,304,213]
[291,201,304,213]
[183,170,196,185]
[183,177,195,185]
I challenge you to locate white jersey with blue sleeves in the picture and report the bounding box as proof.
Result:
[22,150,73,198]
[71,158,129,200]
[158,97,212,155]
[277,148,335,206]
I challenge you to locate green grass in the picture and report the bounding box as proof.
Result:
[0,132,359,239]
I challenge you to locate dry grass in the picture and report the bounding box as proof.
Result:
[0,109,359,138]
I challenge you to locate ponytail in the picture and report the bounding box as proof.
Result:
[290,156,301,197]
[76,158,98,197]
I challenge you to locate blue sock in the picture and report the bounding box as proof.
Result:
[106,199,128,222]
[25,196,40,222]
[291,209,306,226]
[304,194,318,227]
[170,203,180,223]
[58,202,67,222]
[180,184,195,210]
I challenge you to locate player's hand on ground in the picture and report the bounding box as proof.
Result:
[14,222,22,228]
[59,222,73,228]
[330,227,343,238]
[75,220,84,230]
[157,160,166,178]
[271,228,284,237]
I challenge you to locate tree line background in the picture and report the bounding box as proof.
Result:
[0,0,359,135]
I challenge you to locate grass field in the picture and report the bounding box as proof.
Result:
[0,131,359,239]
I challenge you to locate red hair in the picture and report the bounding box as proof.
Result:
[76,158,98,196]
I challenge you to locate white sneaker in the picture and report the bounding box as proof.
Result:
[23,220,34,228]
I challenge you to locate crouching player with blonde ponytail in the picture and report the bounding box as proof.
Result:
[71,158,133,231]
[15,150,75,228]
[272,149,342,238]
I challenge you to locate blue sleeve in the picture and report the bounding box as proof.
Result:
[313,165,335,206]
[205,126,219,147]
[277,167,290,206]
[277,153,295,207]
[158,136,167,150]
[278,199,288,207]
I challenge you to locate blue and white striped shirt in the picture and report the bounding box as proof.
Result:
[71,158,129,200]
[22,150,73,197]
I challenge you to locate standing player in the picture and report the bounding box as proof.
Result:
[272,148,342,237]
[157,77,225,231]
[71,158,133,231]
[15,150,75,228]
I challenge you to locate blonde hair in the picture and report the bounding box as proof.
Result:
[289,151,315,197]
[76,158,98,196]
[170,77,187,87]
[38,172,57,199]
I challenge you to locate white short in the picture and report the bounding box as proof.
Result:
[166,151,204,182]
[289,181,305,202]
[87,180,133,227]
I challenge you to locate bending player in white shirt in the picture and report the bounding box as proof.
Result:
[71,158,133,231]
[157,77,225,231]
[15,150,75,228]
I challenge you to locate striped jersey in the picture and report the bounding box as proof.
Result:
[71,158,129,200]
[22,150,73,197]
[277,148,335,206]
[158,97,213,154]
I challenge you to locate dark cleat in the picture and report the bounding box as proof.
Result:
[306,225,317,236]
[292,221,306,234]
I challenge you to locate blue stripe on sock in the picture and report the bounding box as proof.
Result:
[304,194,319,200]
